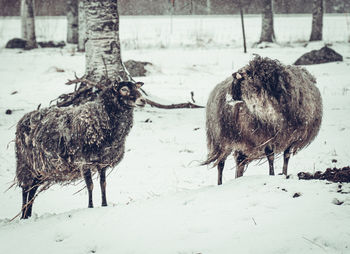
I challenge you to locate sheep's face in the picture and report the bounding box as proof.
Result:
[117,81,146,108]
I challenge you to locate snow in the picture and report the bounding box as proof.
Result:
[1,15,350,254]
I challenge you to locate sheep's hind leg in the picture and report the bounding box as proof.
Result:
[21,178,41,219]
[26,178,41,218]
[235,151,247,178]
[21,186,29,219]
[99,167,107,206]
[83,169,94,208]
[265,146,275,176]
[217,160,225,185]
[282,147,291,176]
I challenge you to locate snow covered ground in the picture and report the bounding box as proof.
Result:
[0,15,350,254]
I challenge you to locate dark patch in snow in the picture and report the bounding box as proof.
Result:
[294,46,343,65]
[124,60,153,77]
[298,166,350,183]
[332,198,344,206]
[293,192,301,198]
[38,41,66,48]
[5,38,27,49]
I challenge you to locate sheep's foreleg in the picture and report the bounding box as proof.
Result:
[83,170,94,208]
[99,168,107,206]
[217,160,225,185]
[235,151,247,178]
[265,146,275,176]
[282,147,291,176]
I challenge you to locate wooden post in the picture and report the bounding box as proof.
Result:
[240,7,247,53]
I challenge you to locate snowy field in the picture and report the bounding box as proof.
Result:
[0,15,350,254]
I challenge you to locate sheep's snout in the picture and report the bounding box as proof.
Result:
[135,97,146,107]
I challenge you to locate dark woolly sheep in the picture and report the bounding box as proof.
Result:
[203,56,323,185]
[16,81,146,219]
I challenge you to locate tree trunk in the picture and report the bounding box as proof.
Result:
[21,0,37,49]
[21,0,27,39]
[84,0,128,83]
[67,0,79,44]
[78,0,85,51]
[207,0,211,14]
[310,0,323,41]
[259,0,275,43]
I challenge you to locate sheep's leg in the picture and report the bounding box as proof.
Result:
[99,168,107,206]
[217,160,225,185]
[265,146,275,176]
[21,186,29,219]
[83,170,94,208]
[282,147,291,176]
[235,151,247,178]
[25,179,40,218]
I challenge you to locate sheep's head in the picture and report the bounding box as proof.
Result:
[115,81,146,108]
[231,72,245,101]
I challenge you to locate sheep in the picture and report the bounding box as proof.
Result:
[15,80,146,219]
[203,56,323,185]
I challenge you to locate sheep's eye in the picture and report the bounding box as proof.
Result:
[120,86,130,96]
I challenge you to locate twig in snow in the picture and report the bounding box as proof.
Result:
[190,91,196,103]
[252,217,257,225]
[302,236,327,253]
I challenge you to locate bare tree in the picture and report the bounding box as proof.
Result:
[259,0,275,43]
[84,0,128,83]
[67,0,79,43]
[207,0,211,14]
[78,0,85,51]
[310,0,323,41]
[21,0,37,49]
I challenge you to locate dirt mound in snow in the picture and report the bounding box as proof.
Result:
[124,60,153,77]
[294,46,343,65]
[5,38,27,49]
[298,166,350,183]
[38,41,66,48]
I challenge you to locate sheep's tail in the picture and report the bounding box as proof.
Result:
[201,149,231,168]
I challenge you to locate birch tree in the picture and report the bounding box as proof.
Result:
[207,0,211,14]
[78,0,85,51]
[67,0,79,43]
[259,0,275,43]
[84,0,128,83]
[310,0,323,41]
[21,0,37,49]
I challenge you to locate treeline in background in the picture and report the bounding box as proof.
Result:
[1,0,350,16]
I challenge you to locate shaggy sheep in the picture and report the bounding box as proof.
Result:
[203,56,323,185]
[16,80,146,219]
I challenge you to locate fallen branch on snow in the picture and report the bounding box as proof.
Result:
[51,76,205,109]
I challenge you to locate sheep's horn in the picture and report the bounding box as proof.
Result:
[235,73,242,79]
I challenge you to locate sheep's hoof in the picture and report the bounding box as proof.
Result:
[102,203,107,207]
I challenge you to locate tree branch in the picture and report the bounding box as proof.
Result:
[146,98,204,109]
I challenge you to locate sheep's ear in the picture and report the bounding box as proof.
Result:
[235,72,243,80]
[135,82,144,88]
